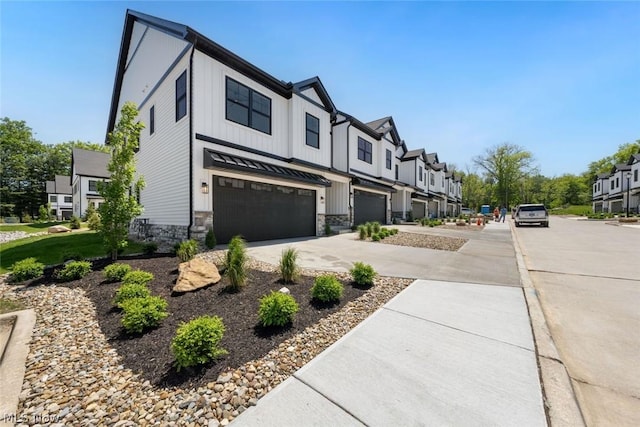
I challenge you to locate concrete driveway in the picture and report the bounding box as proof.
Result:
[514,216,640,426]
[246,222,520,286]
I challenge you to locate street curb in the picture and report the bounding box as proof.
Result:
[509,221,586,427]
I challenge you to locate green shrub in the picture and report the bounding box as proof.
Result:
[10,258,44,282]
[358,225,367,240]
[103,263,132,282]
[371,234,381,242]
[38,205,49,222]
[22,213,33,223]
[379,233,385,239]
[258,291,299,327]
[176,239,198,262]
[372,222,381,234]
[225,236,248,291]
[142,242,158,255]
[122,270,154,286]
[311,274,343,303]
[113,282,151,306]
[55,261,92,282]
[365,222,374,237]
[69,215,81,229]
[278,247,299,284]
[392,228,399,235]
[351,262,377,286]
[171,316,228,371]
[324,223,331,236]
[205,228,217,249]
[87,211,101,230]
[120,296,168,334]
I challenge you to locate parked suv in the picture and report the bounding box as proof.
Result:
[514,204,549,227]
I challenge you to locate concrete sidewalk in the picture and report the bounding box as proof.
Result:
[234,278,546,426]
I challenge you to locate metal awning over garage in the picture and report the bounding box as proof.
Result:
[352,177,397,193]
[411,192,430,201]
[204,149,331,187]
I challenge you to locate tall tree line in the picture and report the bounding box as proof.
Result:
[0,117,108,220]
[462,140,639,211]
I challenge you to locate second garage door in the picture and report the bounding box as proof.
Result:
[354,189,386,226]
[213,176,316,244]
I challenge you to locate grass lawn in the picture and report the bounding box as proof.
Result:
[0,231,145,274]
[0,298,25,314]
[550,205,591,216]
[0,221,87,233]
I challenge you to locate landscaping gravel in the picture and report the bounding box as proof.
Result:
[0,255,412,426]
[376,231,468,251]
[0,231,48,244]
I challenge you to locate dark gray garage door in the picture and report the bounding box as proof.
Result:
[213,176,316,244]
[412,201,426,219]
[354,189,386,226]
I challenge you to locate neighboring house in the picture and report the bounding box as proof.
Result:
[331,114,403,226]
[627,153,640,214]
[106,10,462,245]
[45,175,73,220]
[71,148,110,218]
[395,148,431,220]
[607,163,632,213]
[592,172,610,213]
[445,171,462,216]
[425,153,447,217]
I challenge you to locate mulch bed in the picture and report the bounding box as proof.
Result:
[45,254,369,389]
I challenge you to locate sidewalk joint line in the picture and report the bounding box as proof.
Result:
[382,307,535,353]
[292,375,368,426]
[528,269,638,282]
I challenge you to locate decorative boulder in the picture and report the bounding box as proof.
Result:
[278,287,290,294]
[48,225,72,233]
[173,258,221,293]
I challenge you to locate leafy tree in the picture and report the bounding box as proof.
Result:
[98,102,145,260]
[473,143,537,208]
[459,170,487,210]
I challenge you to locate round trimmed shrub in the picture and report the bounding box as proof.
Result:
[258,291,299,327]
[103,263,132,282]
[120,296,168,334]
[113,282,151,307]
[122,270,154,286]
[10,258,44,282]
[351,262,377,286]
[371,234,381,242]
[172,316,228,371]
[311,274,343,303]
[55,261,92,282]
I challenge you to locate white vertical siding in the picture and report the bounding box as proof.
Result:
[300,87,323,104]
[398,161,414,186]
[378,139,396,181]
[349,127,378,176]
[290,95,331,167]
[326,180,349,215]
[192,51,289,158]
[332,122,348,172]
[118,23,189,119]
[135,54,191,226]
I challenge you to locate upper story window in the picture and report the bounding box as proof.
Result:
[395,165,399,180]
[88,180,98,192]
[430,173,435,186]
[50,195,57,203]
[635,170,639,182]
[226,77,271,134]
[616,177,620,188]
[305,113,319,148]
[64,196,72,203]
[418,166,423,182]
[386,149,392,170]
[357,137,372,164]
[442,177,445,186]
[150,105,155,135]
[176,71,187,121]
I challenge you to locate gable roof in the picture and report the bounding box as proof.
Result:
[596,172,610,180]
[628,153,640,165]
[72,148,110,179]
[108,10,337,136]
[336,111,382,140]
[402,148,427,162]
[46,175,72,195]
[365,116,402,146]
[611,163,631,174]
[426,152,439,165]
[292,77,336,116]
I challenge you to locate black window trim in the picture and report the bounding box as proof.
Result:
[386,149,392,170]
[150,105,155,135]
[175,70,187,122]
[225,76,272,135]
[305,112,320,149]
[357,137,372,164]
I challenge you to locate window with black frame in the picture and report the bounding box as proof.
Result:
[226,77,271,134]
[306,113,319,148]
[386,149,392,170]
[175,71,187,121]
[358,137,372,164]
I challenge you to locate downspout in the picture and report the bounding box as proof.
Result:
[187,42,196,239]
[346,122,353,226]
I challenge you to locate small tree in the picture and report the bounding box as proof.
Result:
[38,204,49,222]
[98,102,145,260]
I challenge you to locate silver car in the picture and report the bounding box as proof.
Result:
[514,204,549,227]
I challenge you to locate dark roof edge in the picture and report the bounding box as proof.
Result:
[293,76,337,115]
[336,111,381,140]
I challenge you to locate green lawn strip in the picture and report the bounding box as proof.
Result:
[0,298,25,314]
[549,205,591,216]
[0,221,89,233]
[0,231,145,274]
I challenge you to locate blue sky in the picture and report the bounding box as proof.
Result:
[2,1,639,177]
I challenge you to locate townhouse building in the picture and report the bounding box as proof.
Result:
[71,148,110,218]
[45,175,73,220]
